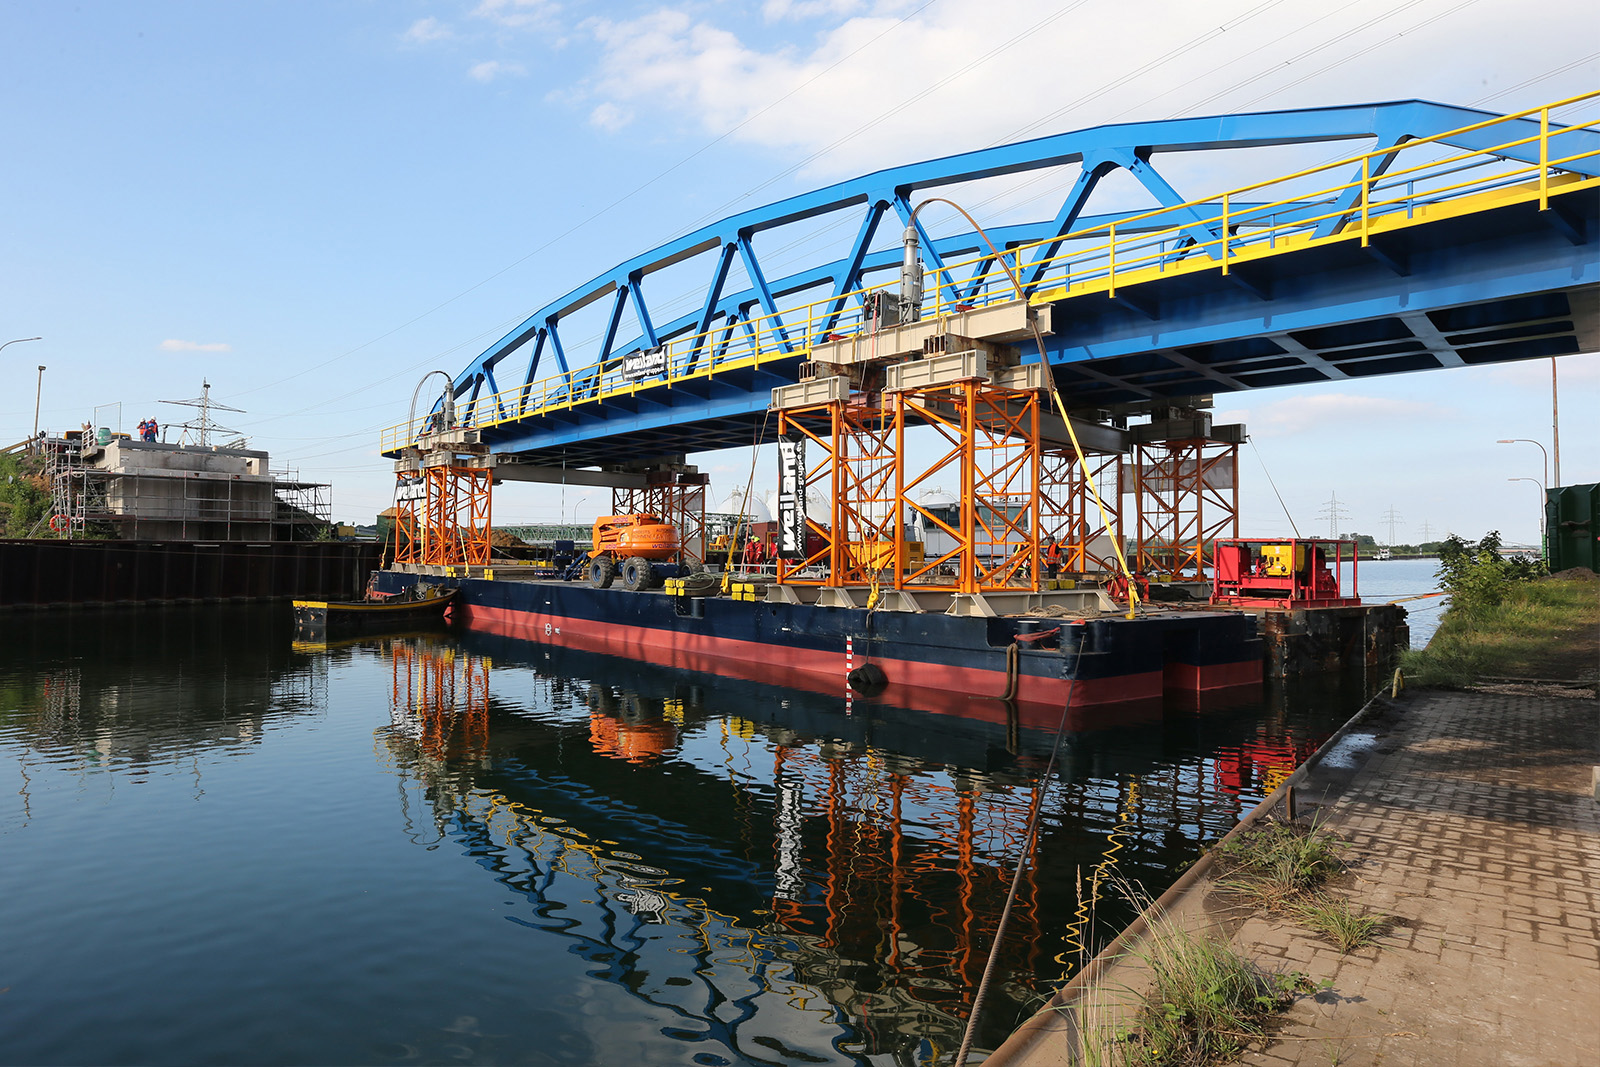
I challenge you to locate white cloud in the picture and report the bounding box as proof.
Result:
[1212,407,1251,427]
[473,0,560,30]
[469,59,527,83]
[762,0,867,21]
[1486,350,1600,389]
[577,0,1599,183]
[588,101,633,131]
[160,339,231,353]
[402,17,452,44]
[1244,393,1448,438]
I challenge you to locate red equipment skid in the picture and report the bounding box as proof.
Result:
[1211,538,1361,610]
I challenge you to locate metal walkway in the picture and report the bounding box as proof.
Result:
[381,93,1599,468]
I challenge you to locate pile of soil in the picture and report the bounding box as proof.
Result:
[1546,567,1599,582]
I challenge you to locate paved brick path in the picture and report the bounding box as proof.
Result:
[1236,689,1600,1067]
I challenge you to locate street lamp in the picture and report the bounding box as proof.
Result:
[1496,439,1548,489]
[1,336,42,356]
[1508,477,1546,559]
[33,366,46,440]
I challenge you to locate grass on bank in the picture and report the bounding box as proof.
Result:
[1402,577,1599,687]
[1215,820,1347,911]
[1216,820,1389,956]
[1294,897,1386,953]
[1093,925,1309,1067]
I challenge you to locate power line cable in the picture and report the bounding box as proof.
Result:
[1232,0,1486,109]
[997,0,1288,145]
[666,0,1098,241]
[1173,0,1434,116]
[1470,52,1600,105]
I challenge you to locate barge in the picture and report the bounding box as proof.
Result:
[372,570,1264,719]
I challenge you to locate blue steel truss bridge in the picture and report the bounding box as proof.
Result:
[381,92,1596,478]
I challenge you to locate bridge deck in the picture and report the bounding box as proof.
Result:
[381,93,1598,468]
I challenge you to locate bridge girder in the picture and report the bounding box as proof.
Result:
[397,97,1599,469]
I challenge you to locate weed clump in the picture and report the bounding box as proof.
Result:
[1111,926,1306,1066]
[1216,820,1346,910]
[1294,897,1386,953]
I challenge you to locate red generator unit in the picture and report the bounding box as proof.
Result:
[1211,538,1362,610]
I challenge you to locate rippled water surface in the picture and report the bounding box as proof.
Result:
[0,605,1372,1065]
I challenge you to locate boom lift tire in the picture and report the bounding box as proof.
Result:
[621,555,656,592]
[589,556,617,588]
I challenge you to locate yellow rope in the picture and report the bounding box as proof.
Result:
[907,196,1143,620]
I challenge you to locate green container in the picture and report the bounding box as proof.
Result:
[96,426,112,446]
[1546,483,1598,574]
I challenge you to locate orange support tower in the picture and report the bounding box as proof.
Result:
[775,397,899,587]
[1039,447,1124,575]
[771,329,1050,595]
[610,469,710,564]
[1131,437,1239,579]
[774,362,1043,594]
[393,461,493,567]
[895,379,1040,594]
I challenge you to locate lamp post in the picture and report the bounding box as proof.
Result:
[1508,477,1546,559]
[1551,358,1561,488]
[568,492,590,530]
[1496,439,1548,489]
[1,336,42,356]
[33,365,46,440]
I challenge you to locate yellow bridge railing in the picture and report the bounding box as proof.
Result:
[380,90,1598,455]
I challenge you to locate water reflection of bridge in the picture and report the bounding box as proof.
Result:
[376,631,1333,1061]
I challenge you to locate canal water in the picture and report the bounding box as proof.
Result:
[0,604,1380,1066]
[1346,556,1446,646]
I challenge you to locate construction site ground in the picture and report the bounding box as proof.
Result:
[993,680,1600,1067]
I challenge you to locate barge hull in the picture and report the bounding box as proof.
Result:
[375,572,1264,714]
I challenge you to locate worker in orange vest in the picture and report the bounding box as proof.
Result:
[1043,534,1063,579]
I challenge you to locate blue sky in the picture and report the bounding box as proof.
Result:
[2,0,1595,546]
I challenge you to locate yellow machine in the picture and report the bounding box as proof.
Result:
[1259,543,1306,577]
[846,539,927,571]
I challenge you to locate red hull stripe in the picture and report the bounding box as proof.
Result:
[462,603,1184,713]
[1164,658,1264,691]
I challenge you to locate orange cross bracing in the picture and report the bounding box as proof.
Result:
[393,464,493,567]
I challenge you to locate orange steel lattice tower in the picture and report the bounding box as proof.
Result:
[774,376,1041,594]
[895,381,1040,593]
[1039,446,1124,575]
[1131,438,1238,578]
[610,469,710,563]
[775,397,899,587]
[393,463,493,566]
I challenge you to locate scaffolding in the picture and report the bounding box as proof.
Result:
[610,469,709,563]
[772,334,1044,595]
[1039,447,1124,575]
[41,432,331,540]
[1131,437,1239,579]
